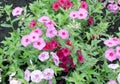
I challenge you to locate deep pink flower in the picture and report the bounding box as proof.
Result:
[88,17,94,25]
[62,48,71,56]
[69,11,78,19]
[64,0,72,9]
[31,28,42,37]
[52,2,60,11]
[43,68,54,80]
[33,38,46,50]
[58,0,67,6]
[29,31,39,42]
[21,34,31,47]
[24,69,31,82]
[46,28,57,38]
[12,7,23,16]
[107,80,117,84]
[58,29,69,39]
[59,64,69,72]
[29,20,36,28]
[61,56,69,64]
[57,49,65,59]
[38,52,49,62]
[38,16,50,24]
[105,48,117,62]
[78,54,84,63]
[81,1,88,10]
[66,39,72,46]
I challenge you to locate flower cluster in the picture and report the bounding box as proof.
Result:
[24,68,54,83]
[52,0,72,11]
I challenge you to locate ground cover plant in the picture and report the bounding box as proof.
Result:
[1,0,120,84]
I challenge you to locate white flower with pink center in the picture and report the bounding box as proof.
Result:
[38,52,49,62]
[29,31,39,42]
[107,80,117,84]
[69,11,78,19]
[46,28,57,38]
[38,16,50,24]
[43,68,54,80]
[77,8,88,19]
[51,52,60,66]
[21,34,31,47]
[108,64,119,69]
[33,38,46,50]
[24,69,31,82]
[31,70,43,83]
[31,28,42,37]
[105,48,117,62]
[12,7,23,16]
[10,79,21,84]
[58,29,69,39]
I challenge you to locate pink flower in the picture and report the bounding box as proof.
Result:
[58,29,69,39]
[63,0,72,9]
[117,73,120,84]
[69,11,78,19]
[46,28,57,38]
[108,64,119,69]
[78,54,84,63]
[52,2,60,11]
[12,7,23,16]
[58,0,66,6]
[62,48,71,56]
[105,48,117,62]
[29,20,36,28]
[109,37,120,45]
[33,38,46,50]
[111,4,119,13]
[107,80,117,84]
[116,46,120,60]
[107,4,113,11]
[108,0,114,4]
[38,16,50,24]
[81,1,88,10]
[51,52,60,66]
[38,52,49,62]
[77,8,88,19]
[118,0,120,5]
[45,20,57,29]
[31,70,43,83]
[31,28,42,37]
[24,69,31,82]
[29,31,39,42]
[43,68,54,80]
[21,34,31,47]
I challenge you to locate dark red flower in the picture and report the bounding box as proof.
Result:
[78,54,84,63]
[88,17,94,25]
[69,59,76,68]
[29,20,36,28]
[59,64,69,72]
[57,49,65,59]
[66,39,72,46]
[52,2,60,11]
[61,56,69,64]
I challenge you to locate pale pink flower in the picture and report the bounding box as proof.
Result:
[118,0,120,5]
[38,16,50,24]
[107,80,117,84]
[46,28,57,38]
[69,11,78,19]
[48,80,52,84]
[116,46,120,60]
[31,70,43,83]
[105,48,117,62]
[109,37,120,45]
[10,79,21,84]
[43,68,54,80]
[38,52,49,62]
[31,28,42,37]
[51,52,60,66]
[45,20,57,29]
[108,0,114,4]
[12,7,23,16]
[24,69,31,82]
[104,38,118,47]
[58,29,69,39]
[21,34,31,47]
[33,38,46,50]
[117,73,120,84]
[29,31,39,42]
[111,4,119,13]
[108,64,119,69]
[77,8,88,19]
[107,4,113,11]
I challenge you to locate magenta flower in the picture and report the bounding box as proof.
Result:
[43,68,54,80]
[46,28,57,38]
[105,48,117,62]
[21,34,31,47]
[78,54,84,63]
[33,38,46,50]
[62,48,71,56]
[31,28,42,37]
[38,16,50,24]
[81,1,88,10]
[69,11,78,19]
[12,7,23,16]
[38,52,49,62]
[29,20,36,28]
[77,8,88,19]
[58,29,69,39]
[24,69,31,82]
[31,70,43,83]
[51,52,60,66]
[29,31,39,42]
[107,80,117,84]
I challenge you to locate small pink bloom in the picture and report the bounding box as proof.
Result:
[107,80,117,84]
[52,2,60,11]
[77,8,88,19]
[38,16,50,24]
[108,0,114,4]
[51,52,60,66]
[29,31,39,42]
[21,34,31,47]
[69,11,78,19]
[62,48,71,56]
[108,64,119,69]
[38,52,49,62]
[104,38,118,47]
[63,0,72,9]
[46,28,57,38]
[24,69,31,82]
[31,70,43,83]
[12,7,23,16]
[29,20,36,28]
[105,48,117,62]
[43,68,54,80]
[33,38,46,50]
[45,20,57,29]
[58,29,69,39]
[117,73,120,84]
[66,39,72,46]
[81,1,88,10]
[78,54,84,63]
[107,4,113,11]
[31,28,42,37]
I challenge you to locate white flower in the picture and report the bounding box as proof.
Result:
[108,64,119,69]
[10,79,21,84]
